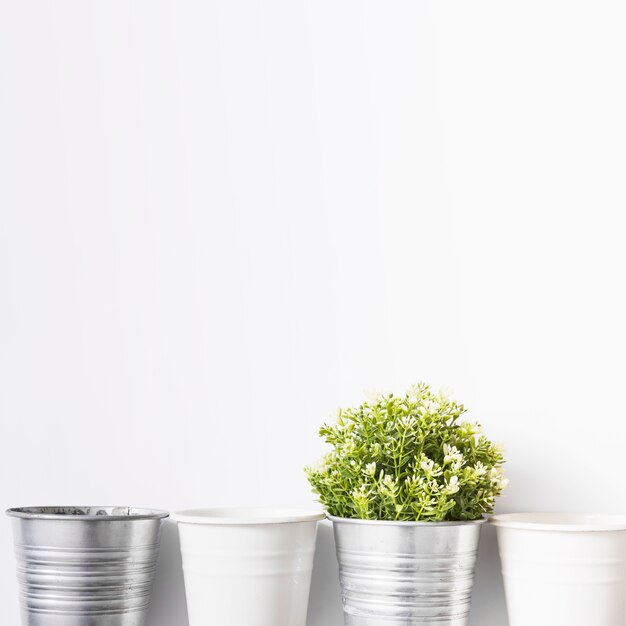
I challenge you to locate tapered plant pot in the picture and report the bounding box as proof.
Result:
[6,506,168,626]
[490,513,626,626]
[171,507,325,626]
[329,516,486,626]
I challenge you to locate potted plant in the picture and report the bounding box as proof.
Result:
[306,383,508,626]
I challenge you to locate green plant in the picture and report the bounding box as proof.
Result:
[305,383,507,521]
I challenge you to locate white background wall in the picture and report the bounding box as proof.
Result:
[1,0,626,624]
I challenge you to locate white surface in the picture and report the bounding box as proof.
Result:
[1,1,626,625]
[494,518,626,626]
[491,513,626,532]
[175,516,319,626]
[171,507,325,524]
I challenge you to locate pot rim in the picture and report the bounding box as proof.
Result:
[6,506,169,521]
[327,515,487,526]
[489,512,626,532]
[171,507,326,525]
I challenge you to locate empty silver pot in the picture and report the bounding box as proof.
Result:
[6,506,169,626]
[329,516,485,626]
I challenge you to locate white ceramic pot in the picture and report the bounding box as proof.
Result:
[171,507,325,626]
[490,513,626,626]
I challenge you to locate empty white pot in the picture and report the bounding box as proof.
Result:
[171,508,325,626]
[490,513,626,626]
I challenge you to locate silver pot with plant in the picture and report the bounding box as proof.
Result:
[306,383,508,626]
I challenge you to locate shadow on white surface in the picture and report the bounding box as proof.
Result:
[150,521,189,626]
[469,522,508,626]
[307,520,344,626]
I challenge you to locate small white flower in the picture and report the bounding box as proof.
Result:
[383,474,396,488]
[342,440,357,454]
[365,462,377,476]
[378,473,398,498]
[439,386,455,400]
[489,466,509,489]
[310,455,329,472]
[351,485,371,510]
[473,462,488,476]
[489,466,502,481]
[420,457,435,473]
[444,475,460,495]
[419,456,442,478]
[459,420,482,435]
[429,479,441,492]
[364,388,383,405]
[424,400,440,414]
[443,443,464,466]
[407,383,423,403]
[398,414,417,429]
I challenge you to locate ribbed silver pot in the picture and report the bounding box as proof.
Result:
[329,516,485,626]
[6,506,169,626]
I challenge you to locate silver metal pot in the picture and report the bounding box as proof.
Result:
[329,516,485,626]
[6,506,169,626]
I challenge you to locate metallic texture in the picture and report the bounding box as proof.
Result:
[329,516,485,626]
[6,506,168,626]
